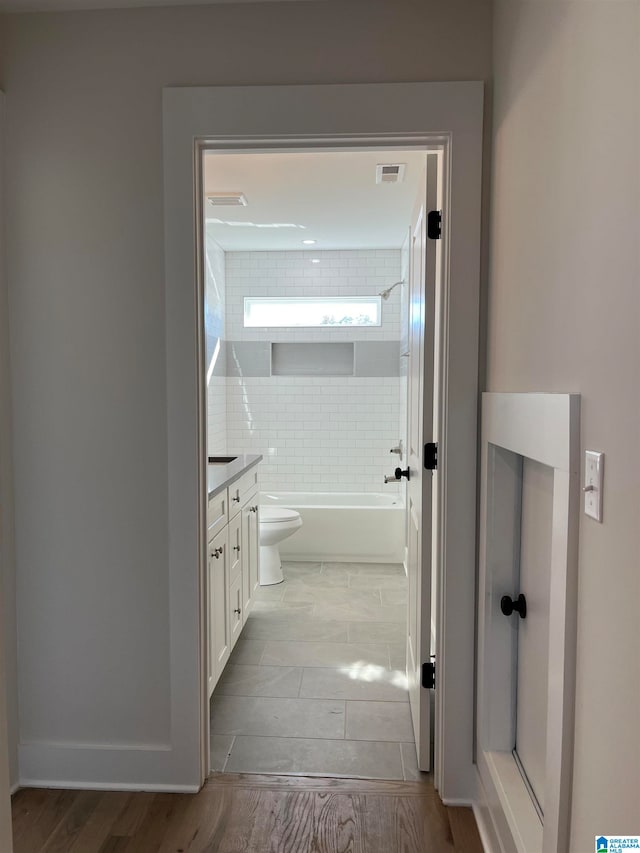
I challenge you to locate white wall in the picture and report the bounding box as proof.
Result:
[205,232,227,457]
[0,0,491,786]
[225,249,403,493]
[489,2,640,849]
[0,91,16,853]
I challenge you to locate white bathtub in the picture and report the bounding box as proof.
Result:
[261,491,406,563]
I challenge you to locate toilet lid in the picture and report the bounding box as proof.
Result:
[260,506,300,523]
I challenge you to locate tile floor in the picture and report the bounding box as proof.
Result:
[209,560,428,781]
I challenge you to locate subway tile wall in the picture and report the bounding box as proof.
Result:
[225,250,401,342]
[224,250,403,494]
[397,236,410,506]
[205,234,227,456]
[226,376,401,494]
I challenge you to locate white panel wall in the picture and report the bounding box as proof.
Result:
[204,232,227,456]
[490,2,640,848]
[225,249,403,493]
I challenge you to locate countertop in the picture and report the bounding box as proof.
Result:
[207,454,262,499]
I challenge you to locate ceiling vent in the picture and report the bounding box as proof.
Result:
[207,192,248,207]
[375,164,406,184]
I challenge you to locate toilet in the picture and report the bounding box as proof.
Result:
[259,506,302,585]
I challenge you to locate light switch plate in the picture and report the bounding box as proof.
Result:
[584,450,604,522]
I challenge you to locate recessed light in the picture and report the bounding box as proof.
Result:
[302,239,316,245]
[311,259,320,264]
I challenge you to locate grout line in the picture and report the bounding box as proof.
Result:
[217,733,415,746]
[297,668,304,698]
[398,742,407,781]
[221,735,236,773]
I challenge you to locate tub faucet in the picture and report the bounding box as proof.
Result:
[384,467,410,483]
[389,440,403,460]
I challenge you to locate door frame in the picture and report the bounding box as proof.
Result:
[162,82,484,798]
[0,89,15,853]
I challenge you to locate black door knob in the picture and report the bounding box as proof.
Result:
[395,467,410,481]
[500,593,527,619]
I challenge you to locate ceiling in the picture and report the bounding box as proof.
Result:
[0,0,299,11]
[203,149,426,252]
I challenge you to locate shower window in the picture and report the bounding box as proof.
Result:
[243,296,382,328]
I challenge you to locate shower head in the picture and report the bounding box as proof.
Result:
[379,280,405,300]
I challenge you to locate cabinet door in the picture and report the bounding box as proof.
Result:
[241,494,260,620]
[229,573,243,650]
[207,490,228,542]
[208,527,230,696]
[228,512,242,585]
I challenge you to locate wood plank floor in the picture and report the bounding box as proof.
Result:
[11,773,483,852]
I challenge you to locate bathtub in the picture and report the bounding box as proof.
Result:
[261,491,406,563]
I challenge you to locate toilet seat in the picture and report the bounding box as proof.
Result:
[260,507,300,523]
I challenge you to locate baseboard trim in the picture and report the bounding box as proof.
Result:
[281,553,404,565]
[9,781,20,796]
[18,741,201,792]
[473,801,499,853]
[471,765,505,853]
[441,796,474,806]
[19,778,200,793]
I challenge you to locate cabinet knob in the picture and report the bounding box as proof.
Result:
[232,495,241,503]
[250,505,258,513]
[211,546,223,559]
[234,607,241,615]
[500,593,527,619]
[233,545,241,552]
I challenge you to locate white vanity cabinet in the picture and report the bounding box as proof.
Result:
[207,527,230,696]
[241,498,260,616]
[207,463,260,696]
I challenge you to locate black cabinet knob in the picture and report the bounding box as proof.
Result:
[395,467,410,481]
[500,593,527,619]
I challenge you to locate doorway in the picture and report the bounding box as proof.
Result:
[162,81,483,799]
[200,147,439,781]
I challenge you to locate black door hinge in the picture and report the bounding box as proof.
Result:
[424,442,438,471]
[427,210,442,240]
[422,660,436,689]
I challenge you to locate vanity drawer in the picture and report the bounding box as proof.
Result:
[207,489,228,542]
[228,466,260,519]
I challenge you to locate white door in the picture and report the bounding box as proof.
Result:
[515,458,553,814]
[208,527,230,693]
[406,154,440,771]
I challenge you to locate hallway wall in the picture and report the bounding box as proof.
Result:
[489,3,640,848]
[0,0,491,785]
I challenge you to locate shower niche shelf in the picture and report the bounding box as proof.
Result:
[271,342,354,377]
